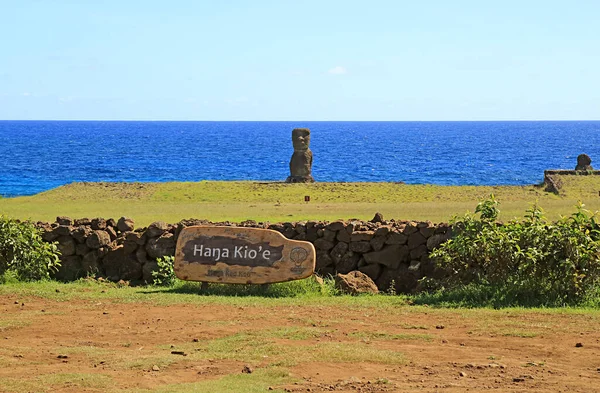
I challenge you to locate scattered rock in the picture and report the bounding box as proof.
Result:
[57,355,69,359]
[436,325,445,329]
[513,375,533,382]
[151,365,160,371]
[171,351,187,356]
[242,364,253,374]
[576,342,584,348]
[334,271,379,295]
[459,371,467,377]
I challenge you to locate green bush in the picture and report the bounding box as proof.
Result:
[0,216,61,281]
[430,196,600,306]
[152,256,176,286]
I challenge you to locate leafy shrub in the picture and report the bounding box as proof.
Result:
[430,196,600,306]
[152,256,176,286]
[0,216,61,281]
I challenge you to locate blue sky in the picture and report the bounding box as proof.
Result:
[0,0,598,120]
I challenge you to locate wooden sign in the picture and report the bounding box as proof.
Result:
[174,226,316,284]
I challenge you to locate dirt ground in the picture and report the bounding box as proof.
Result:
[1,294,600,393]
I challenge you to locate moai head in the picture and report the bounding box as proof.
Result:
[292,128,311,151]
[576,154,592,169]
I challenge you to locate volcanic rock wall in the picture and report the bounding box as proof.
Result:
[36,216,452,293]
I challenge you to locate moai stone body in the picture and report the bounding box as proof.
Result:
[286,128,314,183]
[575,154,593,171]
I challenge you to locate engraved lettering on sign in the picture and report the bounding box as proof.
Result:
[182,235,284,267]
[207,269,252,278]
[175,226,317,285]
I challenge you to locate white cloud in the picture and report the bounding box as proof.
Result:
[328,66,347,75]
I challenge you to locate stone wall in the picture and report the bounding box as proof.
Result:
[36,215,452,293]
[543,169,600,194]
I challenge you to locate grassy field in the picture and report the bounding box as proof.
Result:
[1,176,600,225]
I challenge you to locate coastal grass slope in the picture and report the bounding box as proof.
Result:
[1,176,600,225]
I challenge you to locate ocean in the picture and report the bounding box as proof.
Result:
[0,120,599,197]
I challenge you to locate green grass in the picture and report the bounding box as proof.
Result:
[0,369,292,393]
[127,367,294,393]
[2,277,600,309]
[2,177,600,225]
[0,373,115,393]
[0,277,409,308]
[265,326,332,340]
[413,281,600,308]
[185,332,406,366]
[349,331,433,341]
[0,316,32,332]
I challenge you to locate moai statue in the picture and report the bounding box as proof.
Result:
[286,128,314,183]
[575,154,593,171]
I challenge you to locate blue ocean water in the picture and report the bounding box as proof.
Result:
[0,121,599,197]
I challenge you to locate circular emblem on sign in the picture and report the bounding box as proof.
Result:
[290,247,308,265]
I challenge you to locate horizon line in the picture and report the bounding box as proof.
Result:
[1,119,600,122]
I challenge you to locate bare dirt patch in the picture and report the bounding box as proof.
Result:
[1,294,600,392]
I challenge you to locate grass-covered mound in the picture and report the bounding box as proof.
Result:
[1,175,600,225]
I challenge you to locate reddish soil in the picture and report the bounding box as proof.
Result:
[1,294,600,392]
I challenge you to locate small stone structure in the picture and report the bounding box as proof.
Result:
[543,154,598,193]
[575,154,593,171]
[286,128,314,183]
